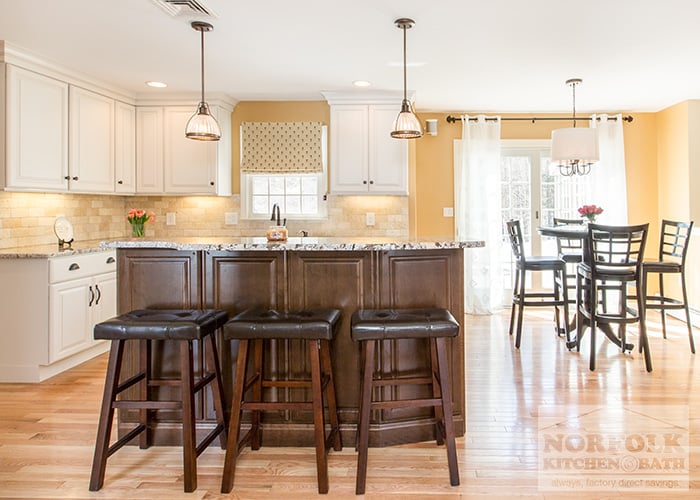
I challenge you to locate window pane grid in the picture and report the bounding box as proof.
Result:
[249,174,320,216]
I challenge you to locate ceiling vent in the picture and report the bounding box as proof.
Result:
[151,0,218,18]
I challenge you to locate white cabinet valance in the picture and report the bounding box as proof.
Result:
[241,121,324,173]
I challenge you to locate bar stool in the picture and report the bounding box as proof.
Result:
[221,308,343,495]
[351,308,460,495]
[89,309,229,493]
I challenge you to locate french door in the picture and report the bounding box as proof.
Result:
[500,140,586,298]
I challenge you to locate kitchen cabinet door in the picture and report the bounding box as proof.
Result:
[163,107,218,194]
[5,65,69,191]
[115,101,136,193]
[136,107,164,193]
[68,86,115,193]
[49,276,93,363]
[368,104,408,194]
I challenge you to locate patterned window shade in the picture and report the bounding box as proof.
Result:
[241,121,324,173]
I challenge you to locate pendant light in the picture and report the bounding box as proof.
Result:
[550,78,599,176]
[391,18,422,139]
[185,21,221,141]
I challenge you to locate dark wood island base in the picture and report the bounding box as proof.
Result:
[110,239,481,448]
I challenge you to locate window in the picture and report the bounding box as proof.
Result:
[240,125,328,220]
[242,173,326,219]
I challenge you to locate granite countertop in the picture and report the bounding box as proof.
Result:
[99,237,486,252]
[0,240,115,259]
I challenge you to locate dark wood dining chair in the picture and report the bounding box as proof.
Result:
[552,217,585,330]
[575,223,652,371]
[642,219,695,353]
[506,219,570,348]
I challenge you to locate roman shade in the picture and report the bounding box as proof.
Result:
[241,121,324,173]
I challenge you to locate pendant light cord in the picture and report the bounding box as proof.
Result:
[200,28,206,104]
[402,25,407,102]
[572,81,577,128]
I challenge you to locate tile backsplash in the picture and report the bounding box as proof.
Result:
[0,192,408,249]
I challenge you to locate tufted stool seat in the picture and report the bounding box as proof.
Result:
[221,308,343,494]
[89,309,229,493]
[351,308,460,494]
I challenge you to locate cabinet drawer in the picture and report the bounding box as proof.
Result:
[49,250,116,283]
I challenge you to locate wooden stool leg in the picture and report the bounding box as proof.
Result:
[221,339,250,494]
[180,340,197,493]
[250,339,264,450]
[139,339,151,449]
[434,337,460,486]
[89,339,125,491]
[430,338,446,445]
[355,339,375,495]
[309,339,329,494]
[320,339,342,452]
[203,333,228,448]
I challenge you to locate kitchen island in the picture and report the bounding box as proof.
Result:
[102,237,483,447]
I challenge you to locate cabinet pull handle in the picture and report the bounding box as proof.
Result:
[369,180,374,184]
[88,285,94,307]
[72,176,79,181]
[64,175,70,180]
[117,180,123,185]
[106,256,115,264]
[363,180,368,184]
[69,263,80,271]
[94,284,101,305]
[210,181,215,186]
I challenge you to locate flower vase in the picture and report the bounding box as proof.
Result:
[131,222,145,238]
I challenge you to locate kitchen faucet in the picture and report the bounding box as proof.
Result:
[270,203,285,226]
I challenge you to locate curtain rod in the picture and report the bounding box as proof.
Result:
[445,115,634,123]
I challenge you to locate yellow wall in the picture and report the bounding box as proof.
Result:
[413,112,658,239]
[231,101,330,193]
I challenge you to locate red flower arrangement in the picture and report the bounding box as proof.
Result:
[578,204,603,223]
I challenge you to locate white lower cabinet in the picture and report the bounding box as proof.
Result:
[0,250,116,382]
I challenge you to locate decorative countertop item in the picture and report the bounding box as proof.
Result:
[127,209,155,238]
[266,226,288,241]
[53,216,74,249]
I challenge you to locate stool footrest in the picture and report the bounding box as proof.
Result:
[113,400,182,410]
[116,372,146,395]
[106,424,146,458]
[193,372,217,393]
[242,401,314,411]
[195,423,226,458]
[371,397,443,411]
[372,376,433,387]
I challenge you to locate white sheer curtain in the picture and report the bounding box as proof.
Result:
[455,115,503,314]
[585,114,628,224]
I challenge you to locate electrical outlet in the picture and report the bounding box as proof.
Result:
[225,212,239,225]
[365,212,375,226]
[443,207,454,217]
[166,212,176,225]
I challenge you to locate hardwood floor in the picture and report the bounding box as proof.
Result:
[0,309,698,499]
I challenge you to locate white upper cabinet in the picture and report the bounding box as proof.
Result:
[69,86,115,193]
[5,65,69,191]
[136,107,164,193]
[329,102,408,195]
[114,101,136,193]
[137,105,231,195]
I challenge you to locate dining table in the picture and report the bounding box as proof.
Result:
[537,224,636,353]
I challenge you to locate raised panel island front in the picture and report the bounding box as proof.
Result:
[102,237,483,447]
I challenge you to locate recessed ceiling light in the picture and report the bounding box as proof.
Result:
[353,80,371,87]
[145,81,168,88]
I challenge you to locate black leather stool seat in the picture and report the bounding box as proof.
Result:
[351,307,460,494]
[221,308,343,495]
[89,308,229,493]
[350,308,459,341]
[94,309,228,340]
[224,308,341,340]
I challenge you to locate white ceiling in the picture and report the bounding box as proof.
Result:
[1,0,699,113]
